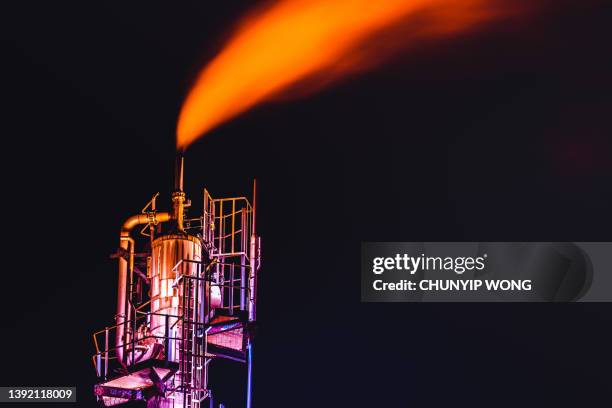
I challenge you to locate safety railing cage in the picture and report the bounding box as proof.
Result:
[202,190,256,316]
[92,258,255,404]
[92,260,221,407]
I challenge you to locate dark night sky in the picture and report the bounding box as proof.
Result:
[1,1,611,407]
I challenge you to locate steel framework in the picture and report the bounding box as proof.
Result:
[92,182,261,408]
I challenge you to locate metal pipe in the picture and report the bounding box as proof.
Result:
[246,339,253,408]
[251,180,256,235]
[116,211,171,363]
[248,180,257,322]
[172,153,186,232]
[174,153,184,192]
[104,327,109,380]
[164,314,170,362]
[248,235,256,322]
[118,236,134,366]
[121,235,135,356]
[240,208,246,311]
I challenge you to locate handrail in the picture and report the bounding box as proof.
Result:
[92,308,219,376]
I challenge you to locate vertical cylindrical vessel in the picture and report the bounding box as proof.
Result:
[150,235,201,351]
[150,235,222,358]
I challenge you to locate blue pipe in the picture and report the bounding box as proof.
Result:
[246,340,253,408]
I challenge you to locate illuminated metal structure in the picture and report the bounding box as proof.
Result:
[92,155,261,407]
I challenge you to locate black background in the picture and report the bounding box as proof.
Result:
[2,1,611,406]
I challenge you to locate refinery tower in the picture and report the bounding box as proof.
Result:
[92,155,261,407]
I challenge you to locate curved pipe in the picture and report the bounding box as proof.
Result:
[116,212,171,364]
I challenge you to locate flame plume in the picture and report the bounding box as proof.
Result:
[177,0,529,149]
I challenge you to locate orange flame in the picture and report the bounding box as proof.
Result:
[177,0,527,149]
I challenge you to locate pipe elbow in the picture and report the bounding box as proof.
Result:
[121,212,171,234]
[121,214,149,233]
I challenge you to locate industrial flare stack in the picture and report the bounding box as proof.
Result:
[92,155,261,408]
